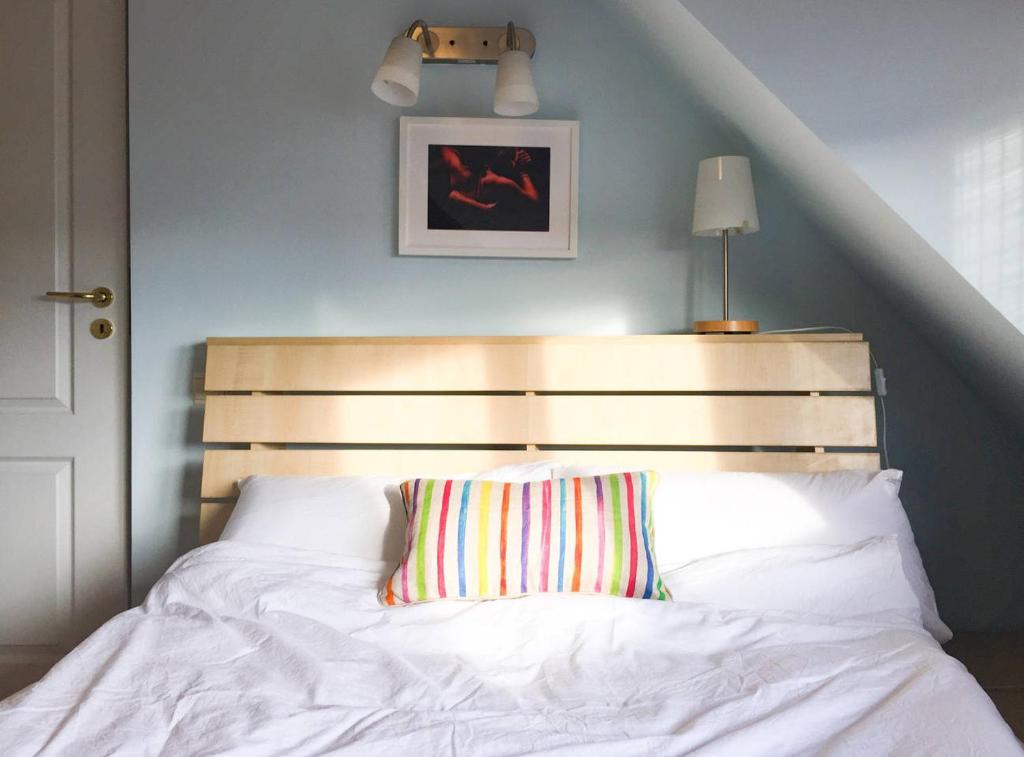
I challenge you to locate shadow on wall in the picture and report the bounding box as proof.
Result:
[177,343,206,556]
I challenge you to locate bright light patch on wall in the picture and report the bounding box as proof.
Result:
[953,122,1024,330]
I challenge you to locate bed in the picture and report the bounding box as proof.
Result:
[1,335,1019,755]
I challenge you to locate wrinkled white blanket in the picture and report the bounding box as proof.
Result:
[1,541,1019,756]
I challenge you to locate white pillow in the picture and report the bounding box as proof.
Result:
[555,466,951,642]
[219,461,558,562]
[220,474,405,560]
[662,536,923,622]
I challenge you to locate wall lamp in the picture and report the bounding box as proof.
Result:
[371,20,539,116]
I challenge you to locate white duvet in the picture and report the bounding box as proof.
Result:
[1,541,1019,756]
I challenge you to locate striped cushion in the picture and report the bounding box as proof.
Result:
[380,472,669,605]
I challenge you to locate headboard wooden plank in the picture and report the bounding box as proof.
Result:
[531,395,875,447]
[204,336,870,392]
[203,394,876,447]
[201,449,882,498]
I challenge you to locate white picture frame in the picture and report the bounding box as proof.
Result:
[398,117,579,258]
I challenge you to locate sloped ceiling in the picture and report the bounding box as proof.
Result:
[608,0,1024,429]
[682,0,1024,336]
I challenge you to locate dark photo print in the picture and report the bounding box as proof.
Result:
[427,144,551,232]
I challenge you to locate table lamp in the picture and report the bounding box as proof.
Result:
[691,155,760,334]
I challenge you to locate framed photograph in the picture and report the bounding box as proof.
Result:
[398,117,579,258]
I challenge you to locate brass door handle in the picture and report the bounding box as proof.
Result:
[45,286,113,308]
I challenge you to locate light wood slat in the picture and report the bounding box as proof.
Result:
[201,449,880,498]
[204,394,529,444]
[532,395,875,446]
[534,395,876,446]
[199,502,234,547]
[205,337,870,392]
[203,394,876,447]
[206,342,526,392]
[528,341,869,392]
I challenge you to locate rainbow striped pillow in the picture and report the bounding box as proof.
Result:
[380,472,669,605]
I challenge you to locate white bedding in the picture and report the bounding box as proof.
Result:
[1,541,1019,756]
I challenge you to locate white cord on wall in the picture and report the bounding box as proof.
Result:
[760,326,891,469]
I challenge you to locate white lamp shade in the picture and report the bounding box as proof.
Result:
[493,50,539,117]
[692,155,760,236]
[371,36,423,107]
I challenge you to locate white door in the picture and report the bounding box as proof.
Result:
[0,0,128,695]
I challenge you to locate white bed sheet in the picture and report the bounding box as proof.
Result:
[1,541,1019,756]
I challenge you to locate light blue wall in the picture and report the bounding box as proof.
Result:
[129,0,1024,629]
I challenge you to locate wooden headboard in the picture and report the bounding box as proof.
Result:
[199,335,879,543]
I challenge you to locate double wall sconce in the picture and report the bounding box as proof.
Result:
[371,20,539,116]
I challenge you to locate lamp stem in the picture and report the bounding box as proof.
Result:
[404,19,435,52]
[505,21,520,51]
[721,229,730,321]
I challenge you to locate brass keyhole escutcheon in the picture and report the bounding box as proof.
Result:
[90,318,114,339]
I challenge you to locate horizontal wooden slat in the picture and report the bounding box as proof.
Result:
[204,394,528,444]
[201,449,881,498]
[205,336,870,392]
[206,342,525,392]
[203,394,876,447]
[530,395,876,447]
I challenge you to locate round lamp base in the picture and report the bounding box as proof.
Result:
[692,319,759,334]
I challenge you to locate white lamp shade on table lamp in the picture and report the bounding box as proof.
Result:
[371,35,423,107]
[692,156,759,236]
[691,155,760,334]
[493,49,539,116]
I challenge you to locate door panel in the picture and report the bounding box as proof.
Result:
[0,0,128,692]
[0,0,72,410]
[0,460,72,646]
